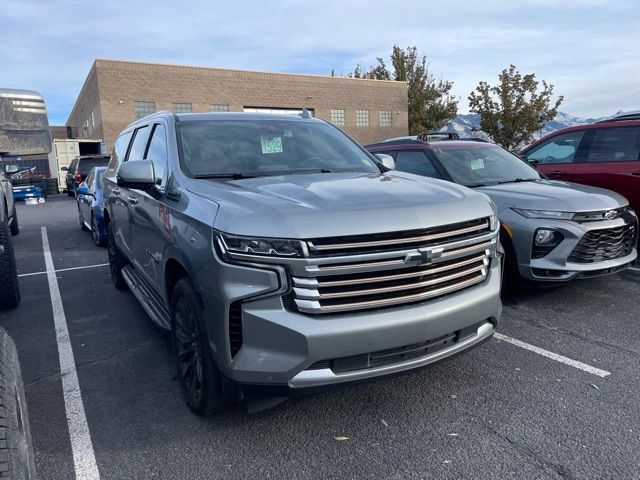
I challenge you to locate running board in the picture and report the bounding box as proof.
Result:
[121,265,171,330]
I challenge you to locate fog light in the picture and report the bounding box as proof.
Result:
[535,229,558,246]
[532,229,563,259]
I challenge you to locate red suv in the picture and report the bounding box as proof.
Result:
[519,113,640,214]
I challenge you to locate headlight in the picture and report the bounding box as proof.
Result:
[489,205,499,231]
[218,232,307,257]
[512,208,574,220]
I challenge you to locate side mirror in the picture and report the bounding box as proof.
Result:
[374,153,395,170]
[60,166,68,171]
[75,184,92,197]
[117,159,155,190]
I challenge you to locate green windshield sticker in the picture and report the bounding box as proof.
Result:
[470,158,485,170]
[261,136,283,154]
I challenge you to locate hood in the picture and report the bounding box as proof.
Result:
[478,179,628,213]
[186,171,494,238]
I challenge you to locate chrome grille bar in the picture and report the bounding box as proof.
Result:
[294,270,487,313]
[293,252,487,288]
[293,261,487,300]
[308,220,489,252]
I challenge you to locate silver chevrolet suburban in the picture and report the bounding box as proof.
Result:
[103,112,502,414]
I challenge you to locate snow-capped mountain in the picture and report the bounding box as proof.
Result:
[439,112,607,140]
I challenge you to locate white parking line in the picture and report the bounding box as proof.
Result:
[494,332,611,378]
[41,227,101,480]
[18,263,109,278]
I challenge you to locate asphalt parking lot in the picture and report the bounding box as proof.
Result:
[1,195,639,480]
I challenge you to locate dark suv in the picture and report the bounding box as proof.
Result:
[63,154,110,196]
[519,113,640,215]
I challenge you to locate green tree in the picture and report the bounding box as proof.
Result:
[468,65,563,149]
[349,46,458,133]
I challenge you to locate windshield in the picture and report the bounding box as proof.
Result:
[431,145,541,187]
[176,119,380,177]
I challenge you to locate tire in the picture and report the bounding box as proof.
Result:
[171,278,224,415]
[107,222,128,290]
[0,220,21,310]
[9,204,19,236]
[78,206,89,231]
[0,328,36,479]
[500,231,520,294]
[90,213,105,247]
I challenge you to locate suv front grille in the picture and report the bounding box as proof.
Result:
[292,218,496,314]
[307,218,490,257]
[568,223,637,263]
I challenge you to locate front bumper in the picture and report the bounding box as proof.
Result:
[501,209,638,282]
[198,254,502,390]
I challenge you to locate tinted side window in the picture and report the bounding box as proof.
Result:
[586,127,640,163]
[393,150,443,178]
[525,130,585,164]
[127,126,151,162]
[110,131,133,169]
[145,124,168,188]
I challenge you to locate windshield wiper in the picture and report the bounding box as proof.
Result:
[497,178,539,184]
[290,168,355,174]
[194,173,258,179]
[464,182,491,188]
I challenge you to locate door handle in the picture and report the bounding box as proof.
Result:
[112,188,121,195]
[127,196,138,206]
[551,171,567,175]
[631,171,640,176]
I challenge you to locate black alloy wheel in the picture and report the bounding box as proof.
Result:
[90,214,104,247]
[171,279,223,415]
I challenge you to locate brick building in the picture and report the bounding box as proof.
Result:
[67,59,408,150]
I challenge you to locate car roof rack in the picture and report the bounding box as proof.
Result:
[596,111,640,123]
[364,139,428,148]
[417,131,460,141]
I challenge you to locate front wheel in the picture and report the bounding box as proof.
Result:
[78,205,89,231]
[107,222,128,290]
[0,220,20,310]
[9,204,19,236]
[171,278,224,415]
[91,213,105,247]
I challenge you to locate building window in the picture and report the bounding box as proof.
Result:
[380,110,392,127]
[356,110,369,127]
[211,104,230,112]
[173,103,192,114]
[134,101,156,120]
[331,109,346,127]
[90,111,95,130]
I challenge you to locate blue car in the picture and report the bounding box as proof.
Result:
[76,166,107,247]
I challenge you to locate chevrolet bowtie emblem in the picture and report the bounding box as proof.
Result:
[405,247,445,265]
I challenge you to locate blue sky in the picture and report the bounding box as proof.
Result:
[2,0,638,124]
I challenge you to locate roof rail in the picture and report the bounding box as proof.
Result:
[417,131,460,141]
[369,139,428,147]
[596,112,640,123]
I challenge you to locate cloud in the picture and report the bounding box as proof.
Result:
[1,0,638,124]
